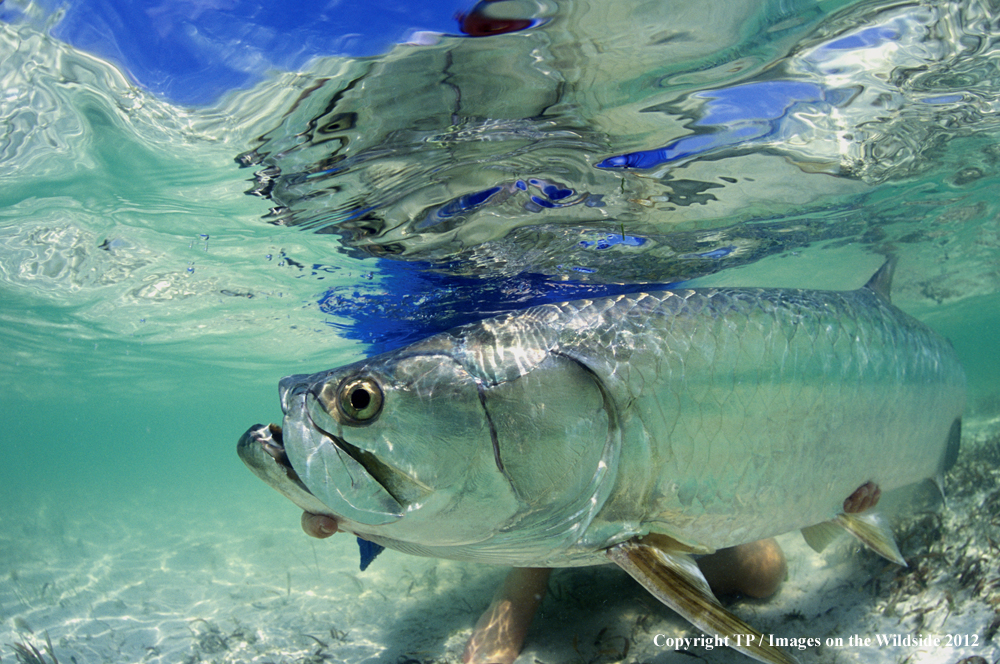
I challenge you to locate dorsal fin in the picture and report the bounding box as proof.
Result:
[863,257,897,302]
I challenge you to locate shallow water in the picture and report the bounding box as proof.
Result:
[2,0,1000,662]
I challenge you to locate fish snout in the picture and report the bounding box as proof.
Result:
[279,374,314,414]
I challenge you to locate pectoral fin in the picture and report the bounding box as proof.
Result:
[608,539,798,664]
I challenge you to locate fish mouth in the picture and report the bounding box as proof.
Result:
[240,422,308,491]
[257,423,292,469]
[238,422,340,518]
[241,420,399,505]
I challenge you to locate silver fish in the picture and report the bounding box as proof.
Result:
[239,260,965,664]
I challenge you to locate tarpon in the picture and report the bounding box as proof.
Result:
[239,259,965,664]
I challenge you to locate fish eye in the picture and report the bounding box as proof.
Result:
[335,377,383,424]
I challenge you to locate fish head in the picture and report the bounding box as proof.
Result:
[278,338,510,543]
[241,327,621,564]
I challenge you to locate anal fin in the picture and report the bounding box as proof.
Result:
[801,512,905,565]
[608,540,798,664]
[835,512,906,566]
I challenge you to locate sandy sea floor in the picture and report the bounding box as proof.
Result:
[2,419,998,664]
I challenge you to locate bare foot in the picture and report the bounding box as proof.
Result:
[300,512,784,658]
[697,538,787,599]
[301,512,339,538]
[463,567,552,664]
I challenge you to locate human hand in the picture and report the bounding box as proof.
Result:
[301,512,339,538]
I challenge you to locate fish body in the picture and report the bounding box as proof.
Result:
[242,262,964,564]
[239,261,965,664]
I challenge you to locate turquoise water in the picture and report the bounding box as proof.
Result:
[2,1,1000,662]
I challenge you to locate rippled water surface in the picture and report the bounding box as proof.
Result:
[2,0,1000,661]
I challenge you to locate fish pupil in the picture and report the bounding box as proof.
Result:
[351,388,371,411]
[334,377,383,423]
